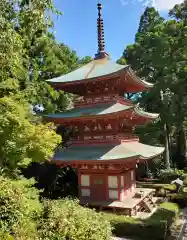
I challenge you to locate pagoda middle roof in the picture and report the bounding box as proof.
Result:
[53,142,165,162]
[47,103,132,119]
[46,102,159,120]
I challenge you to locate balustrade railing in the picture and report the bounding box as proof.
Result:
[70,134,139,142]
[74,95,132,107]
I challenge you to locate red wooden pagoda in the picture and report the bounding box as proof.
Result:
[46,3,164,216]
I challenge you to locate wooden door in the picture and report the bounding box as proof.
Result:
[91,175,106,201]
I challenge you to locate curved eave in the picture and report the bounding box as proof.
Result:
[52,155,140,163]
[127,67,154,89]
[51,142,164,164]
[45,106,159,125]
[52,144,140,162]
[134,108,159,120]
[140,148,165,160]
[124,142,165,160]
[45,103,133,122]
[45,108,133,123]
[46,59,154,92]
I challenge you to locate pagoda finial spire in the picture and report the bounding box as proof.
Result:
[94,2,109,59]
[97,3,105,53]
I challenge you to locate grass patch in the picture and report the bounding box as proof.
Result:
[137,182,176,191]
[163,184,176,191]
[103,202,179,240]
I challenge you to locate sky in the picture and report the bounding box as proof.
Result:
[53,0,184,61]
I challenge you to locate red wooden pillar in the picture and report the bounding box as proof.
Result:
[118,175,121,200]
[77,169,81,199]
[105,173,108,200]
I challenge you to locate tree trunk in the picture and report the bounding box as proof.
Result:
[176,126,187,169]
[164,121,171,170]
[175,96,187,169]
[160,89,171,170]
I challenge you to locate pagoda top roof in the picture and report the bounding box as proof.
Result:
[47,57,126,83]
[52,142,164,162]
[46,57,153,89]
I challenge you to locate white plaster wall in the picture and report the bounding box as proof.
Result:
[81,189,90,197]
[121,176,124,187]
[108,176,118,188]
[131,170,134,181]
[109,190,118,199]
[120,189,125,201]
[81,175,90,186]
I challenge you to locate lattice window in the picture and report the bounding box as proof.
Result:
[94,179,103,184]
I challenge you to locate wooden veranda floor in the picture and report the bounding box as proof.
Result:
[81,188,154,209]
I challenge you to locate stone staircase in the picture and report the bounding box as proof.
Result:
[138,196,156,213]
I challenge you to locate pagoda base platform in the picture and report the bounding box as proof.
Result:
[80,188,156,216]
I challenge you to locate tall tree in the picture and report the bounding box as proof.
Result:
[118,3,187,169]
[1,0,92,113]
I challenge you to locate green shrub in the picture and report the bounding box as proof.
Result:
[0,176,41,239]
[169,193,187,208]
[104,202,179,240]
[0,177,112,240]
[109,217,167,240]
[38,199,112,240]
[151,202,179,224]
[158,169,186,183]
[163,184,176,191]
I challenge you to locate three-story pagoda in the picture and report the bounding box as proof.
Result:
[46,3,164,216]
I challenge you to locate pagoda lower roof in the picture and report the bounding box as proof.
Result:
[46,102,159,121]
[46,57,153,89]
[52,142,165,162]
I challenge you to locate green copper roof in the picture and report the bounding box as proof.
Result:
[53,142,164,162]
[53,144,138,161]
[124,142,165,159]
[46,102,159,120]
[47,103,132,119]
[47,58,127,83]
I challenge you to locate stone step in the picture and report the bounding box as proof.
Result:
[142,200,154,212]
[144,197,155,207]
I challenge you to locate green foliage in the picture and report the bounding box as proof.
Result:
[0,176,41,239]
[38,199,112,240]
[0,0,91,113]
[0,177,112,240]
[158,169,187,182]
[104,203,179,240]
[0,15,25,96]
[0,97,61,171]
[23,163,78,199]
[169,193,187,208]
[118,2,187,169]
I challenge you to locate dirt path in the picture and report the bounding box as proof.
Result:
[178,210,187,240]
[112,237,140,240]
